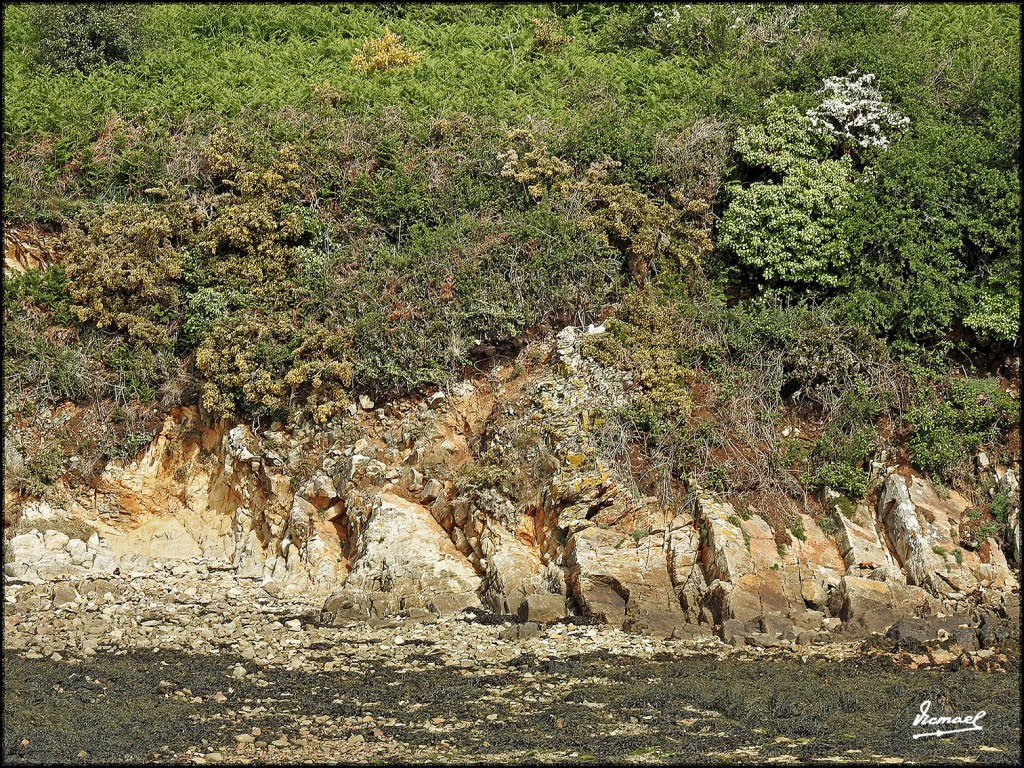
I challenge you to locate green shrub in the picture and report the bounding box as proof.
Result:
[181,287,245,347]
[26,3,150,73]
[908,377,1020,479]
[843,116,1020,342]
[3,313,105,406]
[105,342,177,405]
[719,100,857,289]
[195,311,353,423]
[583,290,693,432]
[790,516,807,542]
[990,491,1012,526]
[835,496,857,520]
[2,266,74,326]
[63,203,183,348]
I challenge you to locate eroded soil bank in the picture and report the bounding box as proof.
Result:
[4,644,1020,765]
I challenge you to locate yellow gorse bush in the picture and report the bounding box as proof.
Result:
[498,134,713,283]
[351,28,423,75]
[497,130,572,201]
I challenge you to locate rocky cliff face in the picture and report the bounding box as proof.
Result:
[4,325,1021,643]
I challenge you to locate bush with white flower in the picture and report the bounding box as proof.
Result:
[806,71,910,150]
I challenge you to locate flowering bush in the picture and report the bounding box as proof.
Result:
[719,156,856,287]
[806,71,910,150]
[350,28,423,75]
[531,18,572,51]
[719,99,857,289]
[497,130,572,201]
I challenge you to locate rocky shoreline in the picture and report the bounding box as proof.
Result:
[4,562,1021,764]
[4,325,1021,763]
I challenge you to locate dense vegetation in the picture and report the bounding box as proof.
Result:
[3,3,1020,540]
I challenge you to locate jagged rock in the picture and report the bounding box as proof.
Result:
[998,470,1020,567]
[91,553,119,574]
[299,473,338,505]
[17,500,71,522]
[669,623,715,641]
[287,495,315,546]
[878,474,963,592]
[696,499,842,627]
[104,518,202,561]
[565,526,686,638]
[719,617,755,645]
[879,473,1017,595]
[322,494,481,620]
[831,505,893,572]
[796,630,828,646]
[759,615,795,638]
[666,516,707,623]
[344,454,388,491]
[227,425,257,463]
[478,526,550,617]
[704,572,791,624]
[698,499,751,582]
[79,578,117,598]
[885,616,981,651]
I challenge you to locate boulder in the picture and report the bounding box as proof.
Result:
[43,529,71,552]
[478,525,549,617]
[4,532,45,563]
[831,575,931,636]
[517,593,567,624]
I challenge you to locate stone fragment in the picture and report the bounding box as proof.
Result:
[51,583,78,607]
[421,479,444,504]
[497,622,540,641]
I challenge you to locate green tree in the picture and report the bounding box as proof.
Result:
[26,3,150,73]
